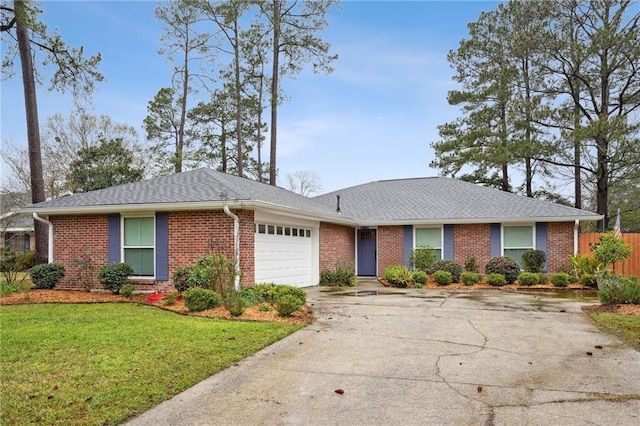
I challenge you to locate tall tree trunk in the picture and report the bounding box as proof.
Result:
[596,138,609,230]
[233,18,243,178]
[15,0,47,263]
[257,71,264,182]
[269,0,280,186]
[176,25,189,174]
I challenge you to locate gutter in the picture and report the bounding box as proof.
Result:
[574,219,579,255]
[32,212,53,263]
[223,205,241,292]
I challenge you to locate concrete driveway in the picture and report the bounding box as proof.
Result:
[127,281,640,426]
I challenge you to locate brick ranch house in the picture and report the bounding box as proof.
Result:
[18,168,602,290]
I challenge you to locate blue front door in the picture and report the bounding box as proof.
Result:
[357,229,377,276]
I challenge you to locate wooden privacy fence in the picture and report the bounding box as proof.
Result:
[579,233,640,277]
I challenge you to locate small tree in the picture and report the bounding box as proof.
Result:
[409,247,437,271]
[591,231,633,270]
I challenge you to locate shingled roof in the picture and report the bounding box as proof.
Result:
[20,169,601,224]
[313,177,602,224]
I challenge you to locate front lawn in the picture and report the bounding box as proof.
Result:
[589,312,640,351]
[0,303,304,425]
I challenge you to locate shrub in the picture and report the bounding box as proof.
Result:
[183,287,223,312]
[413,282,423,289]
[319,264,356,287]
[172,266,193,293]
[187,254,236,292]
[464,255,480,273]
[239,288,262,307]
[409,247,437,271]
[486,273,506,286]
[244,283,277,303]
[536,273,549,284]
[0,248,31,284]
[29,263,65,289]
[272,285,307,306]
[517,272,539,286]
[597,273,640,305]
[485,256,520,284]
[275,294,304,317]
[550,273,572,287]
[433,270,452,286]
[120,283,135,298]
[411,270,428,285]
[258,303,273,312]
[15,251,36,271]
[428,260,462,283]
[384,265,413,288]
[591,231,632,269]
[461,272,482,286]
[521,250,546,273]
[225,292,246,316]
[580,273,597,288]
[0,281,18,297]
[568,253,600,279]
[98,263,134,294]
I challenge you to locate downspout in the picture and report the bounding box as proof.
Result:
[32,212,53,263]
[574,219,579,255]
[223,205,241,291]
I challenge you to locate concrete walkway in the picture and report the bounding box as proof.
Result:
[127,281,640,425]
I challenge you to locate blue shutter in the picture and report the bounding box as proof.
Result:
[443,224,455,260]
[107,214,120,264]
[490,223,501,258]
[403,225,413,267]
[535,222,548,272]
[155,212,169,281]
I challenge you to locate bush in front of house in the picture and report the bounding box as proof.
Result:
[384,265,413,288]
[98,263,134,294]
[550,272,573,287]
[433,270,452,286]
[485,256,520,284]
[461,272,482,286]
[271,285,306,317]
[409,247,437,272]
[521,249,546,273]
[238,288,262,307]
[29,263,65,289]
[172,266,193,292]
[581,273,597,288]
[428,260,462,283]
[486,273,507,286]
[187,253,236,293]
[597,272,640,305]
[411,270,428,285]
[183,287,223,312]
[517,272,539,286]
[536,273,549,284]
[120,283,135,298]
[319,263,356,287]
[225,292,246,316]
[244,283,277,303]
[464,255,480,273]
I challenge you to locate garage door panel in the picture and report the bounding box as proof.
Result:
[254,219,315,287]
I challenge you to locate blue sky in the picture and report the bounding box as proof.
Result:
[1,0,499,193]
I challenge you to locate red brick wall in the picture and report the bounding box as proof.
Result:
[50,209,256,292]
[167,209,254,288]
[51,215,108,290]
[454,224,491,271]
[319,222,355,272]
[378,226,404,274]
[547,222,574,273]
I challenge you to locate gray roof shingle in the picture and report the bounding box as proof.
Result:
[22,169,601,224]
[313,177,601,223]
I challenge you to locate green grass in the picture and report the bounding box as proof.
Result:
[0,303,304,425]
[589,312,640,351]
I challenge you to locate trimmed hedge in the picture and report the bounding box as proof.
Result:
[428,260,462,283]
[485,256,520,284]
[29,263,65,289]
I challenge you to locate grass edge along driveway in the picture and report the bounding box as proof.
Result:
[0,303,304,426]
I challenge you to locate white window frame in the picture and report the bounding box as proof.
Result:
[121,214,156,278]
[501,223,536,266]
[414,226,443,259]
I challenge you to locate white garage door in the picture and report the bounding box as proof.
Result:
[254,215,318,287]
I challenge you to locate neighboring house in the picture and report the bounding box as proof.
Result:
[18,168,601,290]
[1,193,35,254]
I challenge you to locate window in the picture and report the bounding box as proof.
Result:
[123,216,155,277]
[503,225,534,268]
[415,227,442,259]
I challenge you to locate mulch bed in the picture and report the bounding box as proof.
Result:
[0,290,314,324]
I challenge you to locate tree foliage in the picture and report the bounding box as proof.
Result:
[66,138,144,193]
[432,0,640,230]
